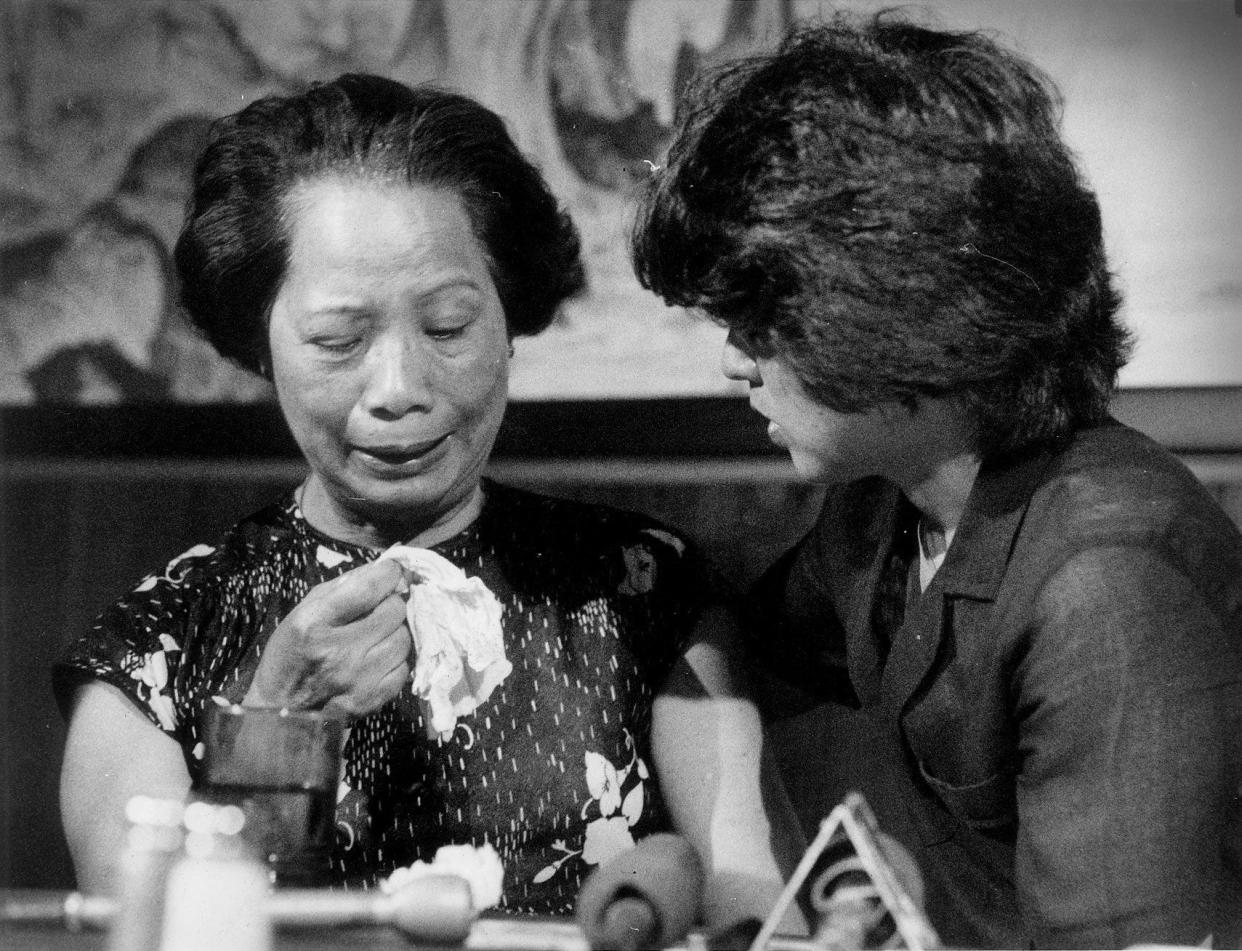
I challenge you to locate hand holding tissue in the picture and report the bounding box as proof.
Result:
[381,546,510,741]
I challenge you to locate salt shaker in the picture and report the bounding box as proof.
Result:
[159,801,272,951]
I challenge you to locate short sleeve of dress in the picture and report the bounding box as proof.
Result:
[52,542,222,745]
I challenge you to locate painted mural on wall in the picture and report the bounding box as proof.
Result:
[4,1,1238,405]
[0,0,792,404]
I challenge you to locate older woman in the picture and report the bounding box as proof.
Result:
[54,74,804,926]
[632,13,1242,950]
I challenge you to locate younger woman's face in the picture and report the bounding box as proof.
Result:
[268,177,510,547]
[721,331,913,485]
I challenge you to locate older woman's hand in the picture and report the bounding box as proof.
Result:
[243,559,412,717]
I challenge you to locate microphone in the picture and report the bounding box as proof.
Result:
[1,890,113,931]
[271,873,475,944]
[1,875,474,944]
[575,833,703,951]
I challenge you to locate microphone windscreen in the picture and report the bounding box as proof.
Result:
[576,833,703,950]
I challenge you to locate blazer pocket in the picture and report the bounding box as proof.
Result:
[916,760,1017,831]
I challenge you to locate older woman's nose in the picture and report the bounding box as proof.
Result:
[361,334,434,418]
[721,331,761,385]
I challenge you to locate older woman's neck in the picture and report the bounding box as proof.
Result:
[298,478,486,551]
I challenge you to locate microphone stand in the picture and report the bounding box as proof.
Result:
[746,793,941,951]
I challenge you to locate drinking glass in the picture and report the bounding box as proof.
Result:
[197,703,345,887]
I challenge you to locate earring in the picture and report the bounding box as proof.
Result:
[508,342,515,357]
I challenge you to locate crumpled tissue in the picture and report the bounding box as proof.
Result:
[381,842,505,910]
[382,545,510,741]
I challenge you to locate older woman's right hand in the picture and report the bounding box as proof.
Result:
[243,558,412,717]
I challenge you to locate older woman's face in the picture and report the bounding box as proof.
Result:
[268,178,509,546]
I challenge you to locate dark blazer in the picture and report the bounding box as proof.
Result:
[751,420,1242,949]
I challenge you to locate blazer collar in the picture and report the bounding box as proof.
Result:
[933,446,1055,601]
[877,446,1054,714]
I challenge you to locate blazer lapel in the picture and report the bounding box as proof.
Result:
[881,448,1055,714]
[837,481,904,705]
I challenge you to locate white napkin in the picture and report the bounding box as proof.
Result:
[380,842,505,910]
[381,545,510,741]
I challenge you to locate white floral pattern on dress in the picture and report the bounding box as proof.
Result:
[531,729,650,884]
[618,529,686,595]
[582,816,633,865]
[316,544,353,569]
[618,544,658,595]
[640,528,686,556]
[132,544,216,593]
[121,632,181,730]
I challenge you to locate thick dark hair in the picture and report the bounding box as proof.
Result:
[175,74,585,376]
[632,12,1132,460]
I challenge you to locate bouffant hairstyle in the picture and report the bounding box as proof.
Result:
[175,74,585,376]
[632,12,1131,460]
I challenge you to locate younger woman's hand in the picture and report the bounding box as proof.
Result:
[243,558,411,717]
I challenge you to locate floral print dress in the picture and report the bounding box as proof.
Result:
[53,480,721,915]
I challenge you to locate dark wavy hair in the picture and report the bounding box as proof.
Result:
[175,74,585,376]
[632,12,1131,460]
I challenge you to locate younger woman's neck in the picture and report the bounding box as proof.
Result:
[889,398,981,536]
[902,452,981,537]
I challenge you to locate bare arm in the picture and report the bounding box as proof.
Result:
[652,604,809,935]
[60,557,411,896]
[60,681,191,896]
